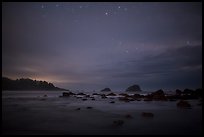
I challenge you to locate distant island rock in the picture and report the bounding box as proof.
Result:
[126,84,141,92]
[101,88,111,92]
[2,77,69,91]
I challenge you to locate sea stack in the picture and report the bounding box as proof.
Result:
[101,88,111,92]
[126,84,141,92]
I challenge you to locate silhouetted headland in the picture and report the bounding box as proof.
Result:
[2,77,69,91]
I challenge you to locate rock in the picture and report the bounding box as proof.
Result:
[75,108,80,110]
[126,84,141,92]
[125,114,133,119]
[86,107,93,109]
[77,92,86,95]
[113,120,124,126]
[92,93,100,95]
[110,101,115,103]
[176,89,182,96]
[118,97,130,102]
[85,95,90,98]
[62,92,75,97]
[107,93,117,96]
[151,89,167,101]
[142,112,154,117]
[91,98,95,100]
[101,88,111,92]
[177,100,191,108]
[82,98,87,101]
[101,94,107,99]
[43,94,47,97]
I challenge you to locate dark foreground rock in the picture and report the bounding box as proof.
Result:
[142,112,154,117]
[177,100,191,108]
[113,120,124,126]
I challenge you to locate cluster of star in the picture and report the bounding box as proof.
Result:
[40,3,129,16]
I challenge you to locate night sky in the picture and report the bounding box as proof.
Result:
[2,2,202,91]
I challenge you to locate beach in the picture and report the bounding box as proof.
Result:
[2,90,202,135]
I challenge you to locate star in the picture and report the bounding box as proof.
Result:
[119,41,122,45]
[56,4,59,7]
[186,41,190,45]
[105,12,108,15]
[41,5,44,9]
[79,6,83,9]
[118,6,121,9]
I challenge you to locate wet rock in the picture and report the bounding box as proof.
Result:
[125,114,133,119]
[86,107,93,109]
[109,101,115,103]
[75,108,80,110]
[77,92,86,95]
[113,120,124,126]
[62,92,75,97]
[43,94,47,97]
[177,100,191,108]
[176,89,182,96]
[85,95,90,98]
[92,93,100,95]
[101,94,107,99]
[142,112,154,117]
[107,93,117,96]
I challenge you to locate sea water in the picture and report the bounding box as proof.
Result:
[2,90,202,135]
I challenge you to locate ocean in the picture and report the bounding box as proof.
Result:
[2,90,202,135]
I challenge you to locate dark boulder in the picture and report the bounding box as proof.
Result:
[101,94,107,99]
[62,92,75,97]
[177,100,191,108]
[151,89,167,101]
[107,93,117,96]
[125,114,133,119]
[142,112,154,117]
[110,101,115,103]
[77,92,86,95]
[113,120,124,126]
[86,106,93,109]
[126,84,141,92]
[101,88,111,92]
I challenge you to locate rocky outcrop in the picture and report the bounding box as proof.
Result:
[125,84,141,92]
[101,88,111,92]
[2,77,69,91]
